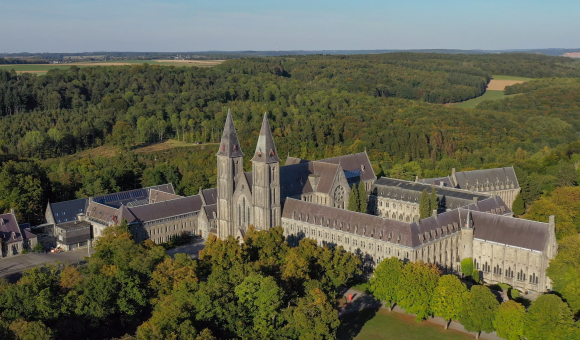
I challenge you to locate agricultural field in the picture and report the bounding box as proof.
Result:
[338,309,473,340]
[451,75,531,108]
[0,59,224,74]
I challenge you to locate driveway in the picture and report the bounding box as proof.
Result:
[166,238,205,259]
[0,238,206,283]
[0,247,96,282]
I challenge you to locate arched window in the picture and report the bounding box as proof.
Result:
[242,197,246,224]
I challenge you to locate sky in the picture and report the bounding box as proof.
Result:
[1,0,579,53]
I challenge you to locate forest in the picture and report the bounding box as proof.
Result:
[0,225,360,339]
[1,52,580,338]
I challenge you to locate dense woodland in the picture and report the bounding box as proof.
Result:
[0,225,360,339]
[1,53,580,339]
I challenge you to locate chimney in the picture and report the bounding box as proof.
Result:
[432,209,438,218]
[473,197,478,205]
[415,175,419,182]
[549,215,555,232]
[439,181,443,188]
[10,208,14,215]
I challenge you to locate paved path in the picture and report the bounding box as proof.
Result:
[166,238,205,259]
[0,248,96,282]
[339,287,504,340]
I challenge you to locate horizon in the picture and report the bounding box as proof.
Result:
[1,0,579,53]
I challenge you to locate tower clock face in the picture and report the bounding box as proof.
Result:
[334,186,345,203]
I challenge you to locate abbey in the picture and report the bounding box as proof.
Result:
[40,110,557,293]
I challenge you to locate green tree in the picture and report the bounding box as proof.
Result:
[524,294,576,340]
[460,286,499,339]
[369,257,403,310]
[460,258,473,278]
[431,275,467,329]
[430,188,438,214]
[8,319,53,340]
[358,182,368,213]
[546,235,580,315]
[347,185,359,212]
[109,121,135,149]
[234,274,283,339]
[512,193,525,216]
[419,189,430,219]
[472,270,480,284]
[396,262,441,321]
[284,282,339,340]
[493,300,525,340]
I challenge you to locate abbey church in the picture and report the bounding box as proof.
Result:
[41,110,558,294]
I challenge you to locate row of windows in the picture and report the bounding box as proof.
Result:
[377,200,417,212]
[477,260,540,284]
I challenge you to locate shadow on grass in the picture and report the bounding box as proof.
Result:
[337,307,380,340]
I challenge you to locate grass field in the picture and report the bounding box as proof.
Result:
[451,74,531,109]
[0,60,224,74]
[490,75,534,81]
[68,140,218,159]
[452,90,507,108]
[338,308,472,340]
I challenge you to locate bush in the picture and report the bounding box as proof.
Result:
[32,243,44,253]
[472,270,480,284]
[509,289,520,299]
[461,258,474,278]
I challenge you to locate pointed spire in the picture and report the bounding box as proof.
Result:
[216,109,244,158]
[251,112,280,164]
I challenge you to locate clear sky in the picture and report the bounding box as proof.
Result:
[1,0,578,53]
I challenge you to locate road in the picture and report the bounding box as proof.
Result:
[0,248,96,282]
[0,238,206,283]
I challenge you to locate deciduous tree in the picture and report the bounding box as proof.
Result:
[460,285,499,339]
[431,275,467,329]
[493,300,525,340]
[369,257,403,310]
[396,261,441,320]
[524,294,576,340]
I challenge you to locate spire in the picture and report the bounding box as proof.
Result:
[251,113,280,163]
[216,109,244,158]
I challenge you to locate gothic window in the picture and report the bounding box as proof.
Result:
[247,208,250,224]
[517,270,526,281]
[242,198,246,224]
[529,273,539,284]
[493,265,502,276]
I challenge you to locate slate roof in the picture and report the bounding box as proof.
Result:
[285,152,376,184]
[216,109,244,158]
[453,167,520,192]
[149,189,183,204]
[201,188,218,206]
[372,177,491,210]
[86,202,121,225]
[282,194,527,250]
[203,204,218,220]
[251,113,281,164]
[419,167,520,193]
[49,198,89,224]
[0,214,35,244]
[279,161,341,199]
[466,210,548,251]
[317,152,376,183]
[127,195,204,223]
[283,198,415,247]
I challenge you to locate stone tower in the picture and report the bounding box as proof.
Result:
[459,210,474,260]
[216,109,244,239]
[251,113,281,230]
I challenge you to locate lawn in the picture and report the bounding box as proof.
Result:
[338,308,473,340]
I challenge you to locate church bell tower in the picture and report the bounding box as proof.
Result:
[251,113,281,230]
[216,109,244,239]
